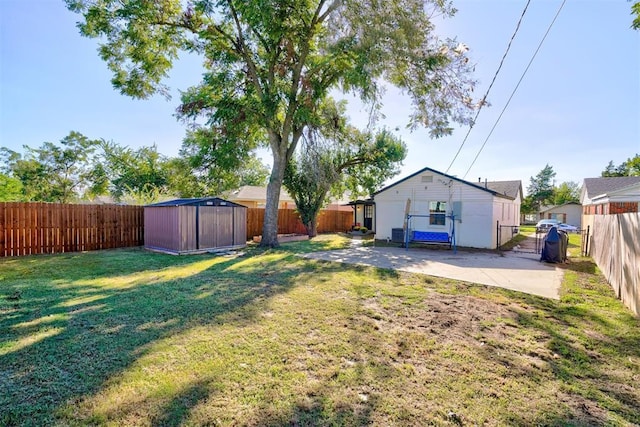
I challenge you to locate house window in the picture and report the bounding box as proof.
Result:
[429,201,447,225]
[364,205,373,219]
[421,175,433,183]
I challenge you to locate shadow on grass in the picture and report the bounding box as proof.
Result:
[559,258,598,274]
[148,380,212,427]
[0,247,330,426]
[475,273,640,425]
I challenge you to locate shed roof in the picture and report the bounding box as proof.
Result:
[582,177,640,199]
[374,166,521,200]
[146,197,246,208]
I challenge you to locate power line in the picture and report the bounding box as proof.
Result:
[462,0,567,180]
[444,0,532,174]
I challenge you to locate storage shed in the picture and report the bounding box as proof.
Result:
[144,197,247,254]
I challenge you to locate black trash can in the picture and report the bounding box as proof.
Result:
[540,226,568,263]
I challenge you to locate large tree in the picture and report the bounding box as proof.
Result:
[67,0,477,246]
[178,126,270,197]
[552,181,580,205]
[99,138,269,201]
[1,131,102,202]
[285,126,406,237]
[100,141,172,201]
[601,154,640,177]
[527,164,556,212]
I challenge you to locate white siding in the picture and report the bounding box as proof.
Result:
[491,195,522,247]
[375,172,498,248]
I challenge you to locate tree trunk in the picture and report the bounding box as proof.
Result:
[305,218,318,238]
[260,152,287,247]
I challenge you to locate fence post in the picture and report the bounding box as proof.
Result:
[0,203,5,257]
[584,225,590,257]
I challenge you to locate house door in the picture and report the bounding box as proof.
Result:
[364,205,373,230]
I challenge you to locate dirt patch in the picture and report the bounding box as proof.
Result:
[364,292,517,344]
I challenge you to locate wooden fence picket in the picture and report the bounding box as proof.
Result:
[0,202,145,257]
[0,203,353,257]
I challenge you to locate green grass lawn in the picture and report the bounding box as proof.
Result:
[1,235,639,426]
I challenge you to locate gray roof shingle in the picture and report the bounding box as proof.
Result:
[583,177,640,199]
[485,180,522,199]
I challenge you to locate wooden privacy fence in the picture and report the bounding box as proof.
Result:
[590,213,640,316]
[0,202,144,257]
[0,203,353,257]
[246,208,352,240]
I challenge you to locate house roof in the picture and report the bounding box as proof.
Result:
[227,185,295,203]
[540,202,581,213]
[582,177,640,199]
[590,181,640,203]
[345,199,375,206]
[146,197,246,208]
[485,180,522,199]
[374,166,521,200]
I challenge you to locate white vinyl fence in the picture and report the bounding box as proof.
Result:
[591,213,640,316]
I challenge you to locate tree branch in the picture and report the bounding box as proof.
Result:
[225,0,265,101]
[317,0,340,23]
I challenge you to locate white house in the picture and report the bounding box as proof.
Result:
[373,167,522,249]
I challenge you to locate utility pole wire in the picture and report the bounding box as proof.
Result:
[445,0,531,174]
[462,0,567,180]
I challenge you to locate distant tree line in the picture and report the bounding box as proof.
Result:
[601,154,640,177]
[521,164,580,215]
[520,155,640,215]
[0,131,269,203]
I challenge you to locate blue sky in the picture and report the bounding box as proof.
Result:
[1,0,639,191]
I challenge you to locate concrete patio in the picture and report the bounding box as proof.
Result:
[299,245,563,299]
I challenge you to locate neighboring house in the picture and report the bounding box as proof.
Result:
[581,176,640,230]
[226,185,351,211]
[372,166,522,249]
[539,202,582,228]
[226,185,296,209]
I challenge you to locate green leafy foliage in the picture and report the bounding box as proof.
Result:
[0,173,23,201]
[520,194,536,215]
[285,125,406,237]
[552,181,580,205]
[67,0,478,246]
[284,99,406,237]
[527,164,556,211]
[1,132,102,202]
[178,126,269,197]
[601,154,640,177]
[100,141,171,201]
[632,2,640,30]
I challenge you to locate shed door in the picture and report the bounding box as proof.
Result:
[199,206,234,248]
[233,207,247,245]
